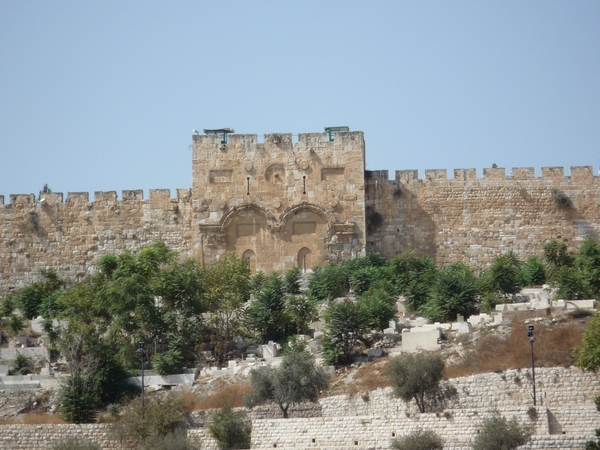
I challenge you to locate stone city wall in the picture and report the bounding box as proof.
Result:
[0,189,197,295]
[366,166,600,268]
[2,131,600,293]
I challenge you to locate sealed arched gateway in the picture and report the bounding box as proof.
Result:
[193,131,367,273]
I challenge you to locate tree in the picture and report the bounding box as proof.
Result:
[39,183,52,200]
[574,312,600,371]
[308,263,349,301]
[483,250,523,297]
[57,286,134,422]
[208,405,251,449]
[57,321,101,423]
[543,239,574,280]
[423,263,478,322]
[519,255,546,287]
[357,287,397,332]
[7,313,25,337]
[15,268,65,320]
[390,428,444,450]
[284,266,302,294]
[246,273,287,343]
[244,351,329,418]
[203,254,252,365]
[385,352,455,413]
[284,294,318,335]
[471,412,532,450]
[388,251,437,313]
[322,300,369,365]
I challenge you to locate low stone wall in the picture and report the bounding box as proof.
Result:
[319,367,600,417]
[1,367,599,449]
[250,408,596,450]
[0,424,217,450]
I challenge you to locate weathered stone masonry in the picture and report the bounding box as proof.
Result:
[366,166,600,266]
[1,129,599,294]
[1,367,599,449]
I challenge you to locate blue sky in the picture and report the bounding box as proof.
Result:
[1,1,599,199]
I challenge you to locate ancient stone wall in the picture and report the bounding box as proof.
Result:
[192,131,366,274]
[0,189,196,295]
[2,131,600,293]
[0,131,366,294]
[366,166,600,268]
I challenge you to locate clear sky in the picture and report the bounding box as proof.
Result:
[1,1,599,200]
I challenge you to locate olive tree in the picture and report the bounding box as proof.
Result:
[385,352,456,413]
[244,351,329,418]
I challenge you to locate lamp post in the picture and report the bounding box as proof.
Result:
[527,325,536,406]
[138,340,145,418]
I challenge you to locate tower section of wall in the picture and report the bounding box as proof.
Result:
[366,166,600,267]
[191,132,366,273]
[0,189,195,295]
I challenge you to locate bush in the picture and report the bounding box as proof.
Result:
[390,428,444,450]
[208,405,251,449]
[8,353,31,376]
[552,188,572,208]
[51,437,101,450]
[152,347,185,375]
[471,412,532,450]
[111,394,189,443]
[139,429,201,450]
[575,312,600,371]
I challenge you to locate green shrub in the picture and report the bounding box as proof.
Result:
[520,255,547,286]
[568,308,594,319]
[111,395,189,443]
[208,405,251,449]
[9,353,31,376]
[308,263,349,301]
[152,348,185,375]
[139,429,201,450]
[471,412,532,450]
[284,266,302,294]
[51,437,101,450]
[552,188,572,208]
[390,428,444,450]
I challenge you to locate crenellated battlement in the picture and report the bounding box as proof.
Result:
[366,166,599,183]
[0,189,192,207]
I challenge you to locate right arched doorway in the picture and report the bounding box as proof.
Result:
[297,247,312,273]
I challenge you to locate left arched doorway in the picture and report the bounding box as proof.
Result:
[242,249,257,273]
